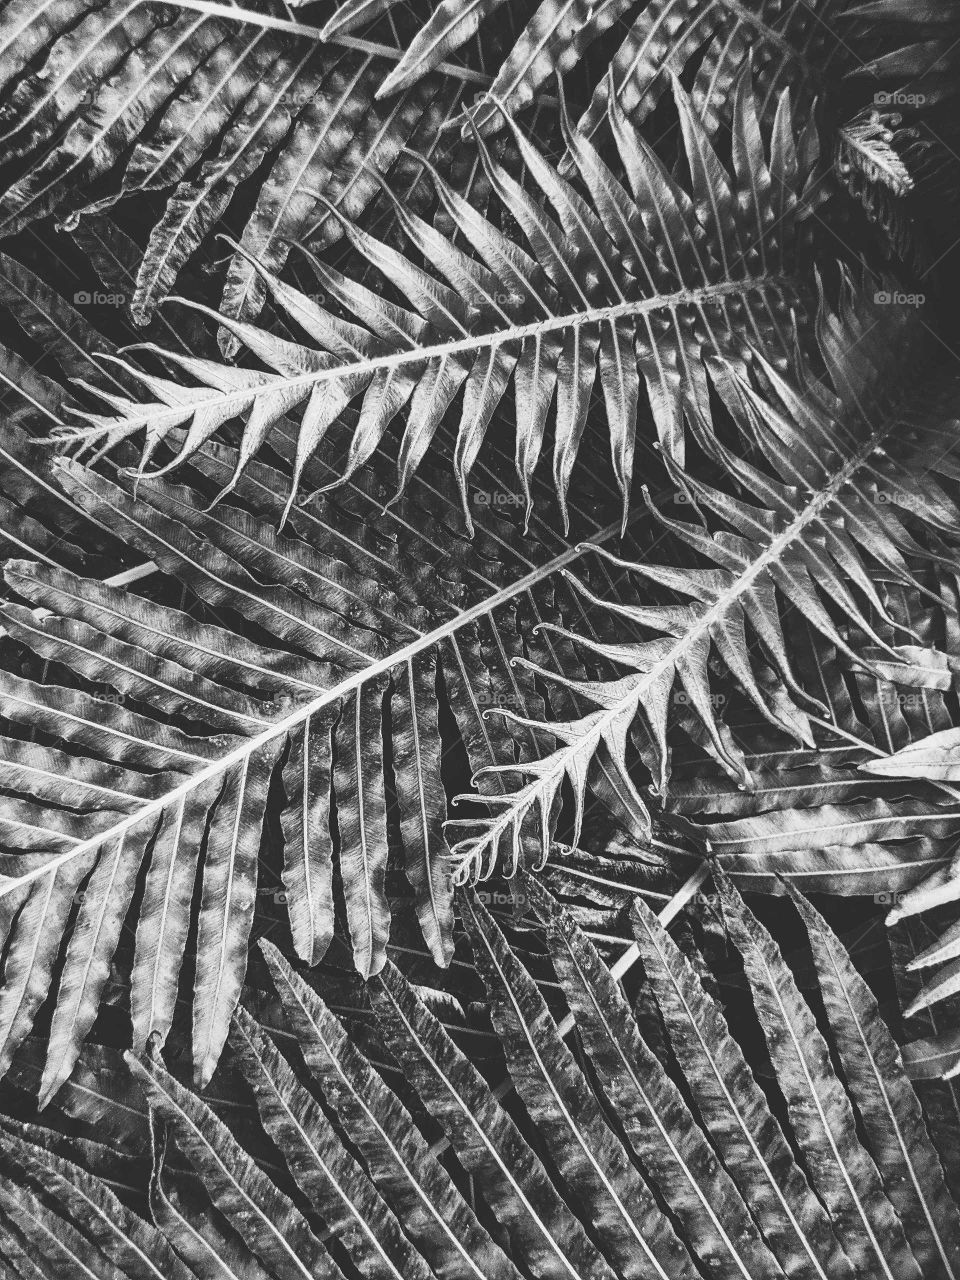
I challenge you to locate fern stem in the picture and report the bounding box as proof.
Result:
[65,279,786,441]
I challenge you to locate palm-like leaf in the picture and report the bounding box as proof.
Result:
[57,72,813,530]
[3,878,957,1278]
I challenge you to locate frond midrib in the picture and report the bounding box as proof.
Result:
[0,509,629,903]
[77,277,788,436]
[460,397,903,868]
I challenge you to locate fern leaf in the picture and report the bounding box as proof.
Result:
[260,939,522,1280]
[228,1004,435,1280]
[59,72,808,528]
[628,894,855,1278]
[150,1127,273,1279]
[370,958,618,1280]
[127,1050,341,1280]
[459,889,700,1280]
[518,873,787,1280]
[67,881,951,1280]
[447,275,960,885]
[787,882,960,1278]
[0,2,461,325]
[0,363,646,1089]
[324,0,845,140]
[716,868,923,1279]
[0,1118,192,1280]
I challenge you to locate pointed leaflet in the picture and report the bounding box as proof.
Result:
[193,739,285,1087]
[0,1118,193,1280]
[0,855,97,1077]
[335,677,390,978]
[260,940,522,1280]
[628,895,854,1280]
[715,869,924,1280]
[861,728,960,780]
[375,0,511,97]
[39,819,154,1106]
[369,959,619,1280]
[280,707,337,967]
[522,875,786,1280]
[787,882,960,1279]
[459,889,699,1280]
[131,782,217,1057]
[228,1005,435,1280]
[393,651,455,965]
[127,1051,340,1280]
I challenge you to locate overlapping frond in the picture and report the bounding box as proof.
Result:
[668,561,960,1073]
[56,72,812,532]
[446,275,960,884]
[0,0,467,327]
[858,730,960,1035]
[4,879,956,1279]
[325,0,847,140]
[0,386,658,1095]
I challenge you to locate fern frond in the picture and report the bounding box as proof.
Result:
[0,385,655,1095]
[664,561,960,1082]
[837,106,918,197]
[713,870,926,1278]
[786,880,960,1277]
[446,273,960,883]
[857,733,960,1020]
[7,880,948,1280]
[57,72,811,530]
